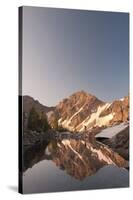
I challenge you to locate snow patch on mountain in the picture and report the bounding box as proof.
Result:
[120,98,124,101]
[58,105,84,130]
[48,92,129,133]
[46,111,54,118]
[78,103,113,131]
[58,103,115,132]
[96,113,113,127]
[95,122,128,139]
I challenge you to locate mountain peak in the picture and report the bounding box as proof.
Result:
[69,90,93,98]
[54,91,104,131]
[72,90,87,95]
[23,92,129,133]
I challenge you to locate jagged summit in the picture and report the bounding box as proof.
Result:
[69,90,92,98]
[58,90,103,107]
[23,92,129,132]
[61,90,103,102]
[48,92,129,132]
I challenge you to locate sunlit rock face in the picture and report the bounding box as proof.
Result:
[47,92,129,132]
[100,96,129,124]
[48,139,127,180]
[53,91,103,131]
[23,92,129,133]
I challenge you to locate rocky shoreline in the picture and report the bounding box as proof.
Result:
[23,127,102,151]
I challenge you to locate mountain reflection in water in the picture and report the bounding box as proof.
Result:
[23,138,129,193]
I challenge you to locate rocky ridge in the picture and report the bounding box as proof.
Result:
[47,91,129,132]
[23,91,129,133]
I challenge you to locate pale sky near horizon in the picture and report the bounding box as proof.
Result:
[22,6,129,106]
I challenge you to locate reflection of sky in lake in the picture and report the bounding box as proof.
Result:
[23,138,129,193]
[23,160,129,194]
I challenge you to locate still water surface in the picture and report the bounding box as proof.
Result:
[23,139,129,193]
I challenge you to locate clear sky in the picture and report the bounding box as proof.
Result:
[22,6,129,106]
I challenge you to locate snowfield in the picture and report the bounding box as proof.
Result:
[58,103,114,132]
[95,122,129,139]
[77,103,113,131]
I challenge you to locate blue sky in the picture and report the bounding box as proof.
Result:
[22,6,129,106]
